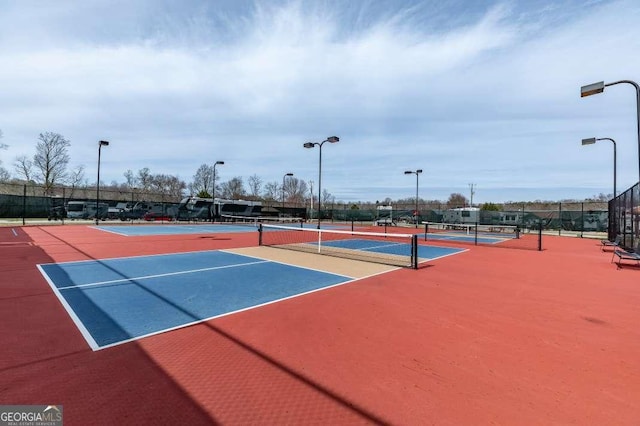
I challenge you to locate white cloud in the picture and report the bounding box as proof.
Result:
[0,0,638,202]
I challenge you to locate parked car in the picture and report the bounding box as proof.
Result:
[143,211,175,221]
[48,206,67,221]
[375,217,397,226]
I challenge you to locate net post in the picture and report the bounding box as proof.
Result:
[258,223,263,246]
[351,219,354,232]
[424,222,428,241]
[411,234,418,269]
[474,222,478,245]
[538,220,543,251]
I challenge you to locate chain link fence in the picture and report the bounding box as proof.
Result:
[0,181,608,237]
[608,182,640,249]
[319,201,608,237]
[0,182,182,223]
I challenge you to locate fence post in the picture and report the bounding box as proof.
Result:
[538,220,543,251]
[474,221,478,245]
[580,202,584,238]
[22,184,26,226]
[558,202,562,236]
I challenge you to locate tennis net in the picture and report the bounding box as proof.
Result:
[421,221,542,250]
[259,224,418,268]
[423,222,520,237]
[220,214,304,227]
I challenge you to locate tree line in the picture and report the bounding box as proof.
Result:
[0,130,612,208]
[0,131,329,205]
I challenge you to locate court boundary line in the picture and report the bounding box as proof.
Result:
[220,248,397,279]
[92,223,261,237]
[37,248,257,266]
[38,251,357,351]
[37,264,100,351]
[418,246,470,262]
[39,246,468,351]
[424,233,507,244]
[55,260,270,290]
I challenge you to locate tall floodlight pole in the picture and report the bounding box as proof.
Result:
[212,160,224,221]
[404,169,423,228]
[303,136,339,229]
[282,173,293,213]
[582,137,617,198]
[581,80,640,184]
[96,140,109,225]
[308,180,314,220]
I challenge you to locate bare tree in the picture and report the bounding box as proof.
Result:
[123,169,138,189]
[137,167,153,193]
[284,177,308,205]
[0,130,9,181]
[191,164,214,196]
[447,193,468,208]
[33,132,71,195]
[321,188,333,209]
[263,181,280,201]
[66,165,86,199]
[149,174,186,200]
[220,176,246,199]
[14,155,34,182]
[248,174,262,198]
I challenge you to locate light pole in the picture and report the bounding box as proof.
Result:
[304,136,339,229]
[308,180,314,221]
[582,137,617,198]
[282,173,293,214]
[212,160,224,221]
[96,140,109,225]
[581,80,640,184]
[404,169,422,228]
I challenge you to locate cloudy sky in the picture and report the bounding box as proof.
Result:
[1,0,639,203]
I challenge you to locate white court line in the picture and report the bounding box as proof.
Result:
[11,228,18,237]
[56,259,270,290]
[37,264,100,351]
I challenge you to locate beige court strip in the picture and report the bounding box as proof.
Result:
[225,246,398,279]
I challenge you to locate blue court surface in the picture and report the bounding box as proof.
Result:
[38,251,354,350]
[96,224,261,236]
[38,243,465,350]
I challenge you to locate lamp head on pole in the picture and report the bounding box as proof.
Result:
[581,138,597,145]
[581,81,605,97]
[99,140,109,147]
[215,160,224,165]
[303,142,315,148]
[326,136,339,143]
[416,169,423,174]
[404,171,412,175]
[285,173,293,177]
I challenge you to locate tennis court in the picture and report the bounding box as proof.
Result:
[95,221,341,237]
[37,235,465,350]
[5,224,640,424]
[38,251,354,350]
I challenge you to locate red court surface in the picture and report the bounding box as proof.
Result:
[1,224,639,425]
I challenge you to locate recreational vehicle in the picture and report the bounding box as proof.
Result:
[176,197,262,221]
[442,207,480,224]
[66,201,108,220]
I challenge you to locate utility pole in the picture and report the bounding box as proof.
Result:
[469,183,476,207]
